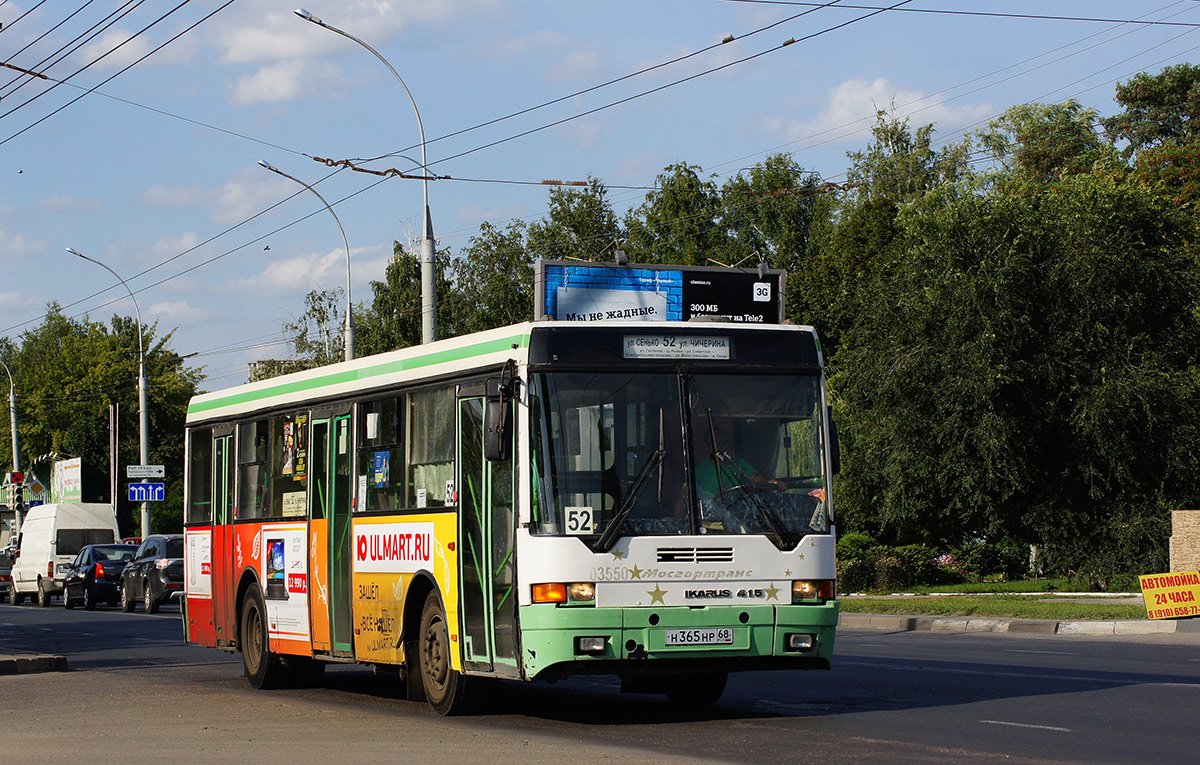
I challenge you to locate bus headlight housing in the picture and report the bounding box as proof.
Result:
[792,579,835,602]
[532,582,596,605]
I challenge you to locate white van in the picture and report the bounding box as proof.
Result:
[11,503,120,607]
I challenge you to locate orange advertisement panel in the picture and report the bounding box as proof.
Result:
[1140,570,1200,620]
[309,519,331,652]
[351,513,458,667]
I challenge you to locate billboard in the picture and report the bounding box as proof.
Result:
[52,458,83,503]
[534,260,786,325]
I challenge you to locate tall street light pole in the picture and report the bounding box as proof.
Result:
[258,160,355,362]
[67,247,150,538]
[0,359,20,532]
[294,7,438,344]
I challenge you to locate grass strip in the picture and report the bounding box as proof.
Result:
[839,594,1148,621]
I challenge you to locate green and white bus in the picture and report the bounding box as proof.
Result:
[183,319,839,714]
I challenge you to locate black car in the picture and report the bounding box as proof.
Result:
[63,544,138,610]
[120,534,184,613]
[0,545,14,603]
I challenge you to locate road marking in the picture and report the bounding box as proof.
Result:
[839,659,1200,686]
[1005,649,1077,656]
[980,720,1071,732]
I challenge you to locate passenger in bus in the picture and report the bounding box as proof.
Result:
[693,419,785,499]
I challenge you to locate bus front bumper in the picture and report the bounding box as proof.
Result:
[517,601,838,681]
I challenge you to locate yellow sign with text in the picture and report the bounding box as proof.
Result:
[1140,570,1200,620]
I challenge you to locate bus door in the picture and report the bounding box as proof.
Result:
[311,408,355,658]
[457,393,519,677]
[211,428,236,648]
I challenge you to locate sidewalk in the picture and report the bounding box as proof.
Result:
[840,611,1200,637]
[0,652,68,675]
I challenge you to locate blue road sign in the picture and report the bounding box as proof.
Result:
[128,482,165,502]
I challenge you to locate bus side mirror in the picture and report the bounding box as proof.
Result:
[828,405,841,475]
[485,377,514,463]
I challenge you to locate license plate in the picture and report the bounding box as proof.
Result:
[663,627,734,646]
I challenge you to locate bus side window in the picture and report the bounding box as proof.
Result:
[188,428,213,524]
[238,419,270,519]
[408,386,454,509]
[357,396,403,512]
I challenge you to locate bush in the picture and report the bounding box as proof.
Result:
[837,557,876,593]
[874,555,906,592]
[837,532,877,559]
[894,544,938,585]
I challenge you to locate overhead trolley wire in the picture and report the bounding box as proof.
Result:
[0,0,242,149]
[0,0,148,99]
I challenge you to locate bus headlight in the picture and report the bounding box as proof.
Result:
[785,632,815,651]
[532,582,596,604]
[792,579,835,602]
[568,582,595,602]
[575,636,607,654]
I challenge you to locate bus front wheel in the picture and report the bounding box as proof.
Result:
[418,591,470,715]
[241,587,285,689]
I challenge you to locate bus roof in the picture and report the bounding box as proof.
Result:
[186,320,819,425]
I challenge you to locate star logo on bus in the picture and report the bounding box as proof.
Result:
[612,550,625,561]
[764,584,781,601]
[647,584,667,605]
[785,569,792,577]
[629,564,644,580]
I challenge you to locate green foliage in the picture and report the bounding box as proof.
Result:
[1,304,201,536]
[836,531,877,558]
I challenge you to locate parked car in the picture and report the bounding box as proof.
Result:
[0,545,13,603]
[10,503,120,607]
[120,534,184,613]
[63,544,138,610]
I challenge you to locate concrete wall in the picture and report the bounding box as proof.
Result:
[1170,509,1200,572]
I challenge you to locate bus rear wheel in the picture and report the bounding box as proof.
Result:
[665,672,728,707]
[241,586,285,689]
[418,591,470,715]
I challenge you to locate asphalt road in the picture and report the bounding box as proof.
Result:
[2,601,1197,763]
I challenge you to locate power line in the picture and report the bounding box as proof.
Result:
[710,0,1200,28]
[0,0,241,149]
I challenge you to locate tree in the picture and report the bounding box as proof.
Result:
[624,163,728,265]
[1103,64,1200,208]
[2,304,202,535]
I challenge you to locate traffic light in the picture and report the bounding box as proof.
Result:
[10,471,22,486]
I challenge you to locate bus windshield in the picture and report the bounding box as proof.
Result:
[530,371,830,547]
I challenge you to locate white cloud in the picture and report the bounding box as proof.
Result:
[35,195,103,214]
[548,48,604,82]
[766,78,994,147]
[215,0,501,65]
[0,227,46,259]
[151,233,202,259]
[77,28,153,71]
[148,301,213,324]
[232,246,374,295]
[230,59,351,107]
[493,29,568,58]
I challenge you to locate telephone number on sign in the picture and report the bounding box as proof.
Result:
[663,628,734,646]
[1150,605,1199,619]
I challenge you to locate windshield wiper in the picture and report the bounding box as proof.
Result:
[714,443,796,549]
[596,447,665,552]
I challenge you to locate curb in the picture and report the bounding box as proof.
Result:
[0,654,69,675]
[839,612,1200,637]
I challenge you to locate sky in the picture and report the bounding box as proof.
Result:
[1,0,1199,391]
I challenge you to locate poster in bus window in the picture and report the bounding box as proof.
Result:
[282,421,295,476]
[373,451,390,488]
[293,414,307,480]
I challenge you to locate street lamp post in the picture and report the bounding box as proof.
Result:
[294,7,438,344]
[66,247,150,538]
[0,359,20,532]
[258,160,354,362]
